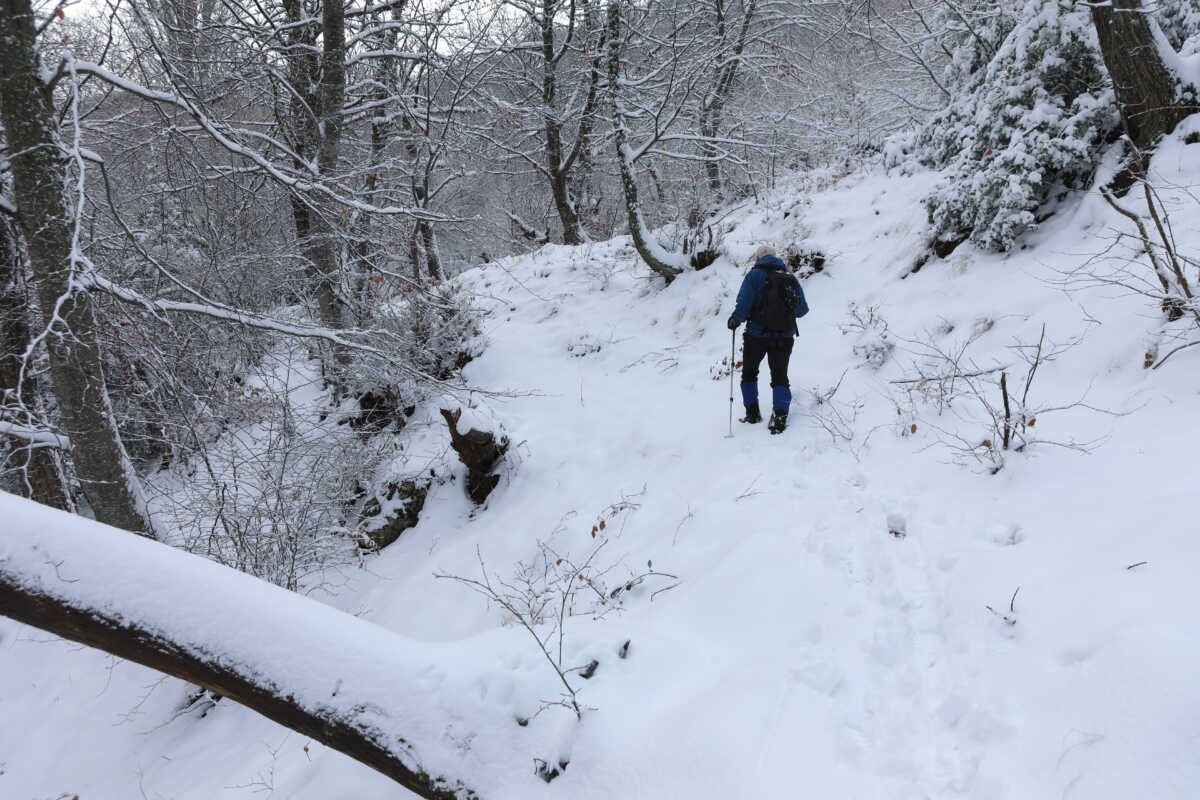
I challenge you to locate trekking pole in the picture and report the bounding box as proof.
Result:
[726,328,736,438]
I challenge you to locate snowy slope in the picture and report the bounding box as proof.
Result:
[3,138,1200,799]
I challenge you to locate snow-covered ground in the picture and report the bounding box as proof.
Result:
[3,136,1199,799]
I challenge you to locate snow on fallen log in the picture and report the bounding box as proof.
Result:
[0,493,500,799]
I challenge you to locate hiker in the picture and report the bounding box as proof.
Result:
[727,246,809,434]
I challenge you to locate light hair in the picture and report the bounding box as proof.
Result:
[752,245,776,262]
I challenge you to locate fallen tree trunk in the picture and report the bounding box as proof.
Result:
[0,494,480,800]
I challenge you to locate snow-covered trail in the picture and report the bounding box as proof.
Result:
[388,162,1196,799]
[3,161,1200,799]
[400,259,968,796]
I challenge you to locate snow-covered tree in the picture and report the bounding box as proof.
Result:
[911,0,1118,252]
[1156,0,1200,51]
[0,0,152,534]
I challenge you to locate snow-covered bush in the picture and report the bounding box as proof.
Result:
[97,308,273,468]
[102,273,482,590]
[841,303,894,370]
[383,283,482,382]
[154,367,385,593]
[894,324,1098,473]
[1157,0,1200,52]
[341,283,483,430]
[438,495,675,722]
[913,0,1118,252]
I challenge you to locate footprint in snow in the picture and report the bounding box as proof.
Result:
[982,522,1024,547]
[789,660,845,697]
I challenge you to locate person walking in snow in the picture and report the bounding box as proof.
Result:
[727,246,809,434]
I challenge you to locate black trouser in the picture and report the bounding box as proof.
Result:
[741,334,793,412]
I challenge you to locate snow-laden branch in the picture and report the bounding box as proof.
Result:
[80,270,457,390]
[0,494,491,799]
[64,59,443,222]
[0,421,68,449]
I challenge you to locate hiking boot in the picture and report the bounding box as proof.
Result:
[768,410,787,434]
[740,402,762,424]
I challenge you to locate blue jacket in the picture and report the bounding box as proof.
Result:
[730,256,809,338]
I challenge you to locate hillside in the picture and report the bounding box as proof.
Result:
[3,138,1199,799]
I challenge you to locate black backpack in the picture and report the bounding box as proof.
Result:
[751,268,806,332]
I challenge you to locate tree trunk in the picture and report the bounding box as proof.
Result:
[699,0,757,199]
[419,220,443,281]
[1091,0,1191,160]
[548,155,585,246]
[542,0,586,246]
[568,0,606,227]
[0,494,476,800]
[410,222,423,280]
[350,114,387,323]
[160,0,199,86]
[412,171,442,280]
[699,0,728,199]
[350,4,405,322]
[309,0,350,334]
[282,0,349,351]
[606,2,684,284]
[0,0,150,534]
[700,115,723,200]
[0,214,72,510]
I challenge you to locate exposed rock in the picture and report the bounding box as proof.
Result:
[347,390,415,432]
[932,233,967,259]
[786,245,826,278]
[440,408,508,505]
[361,480,429,549]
